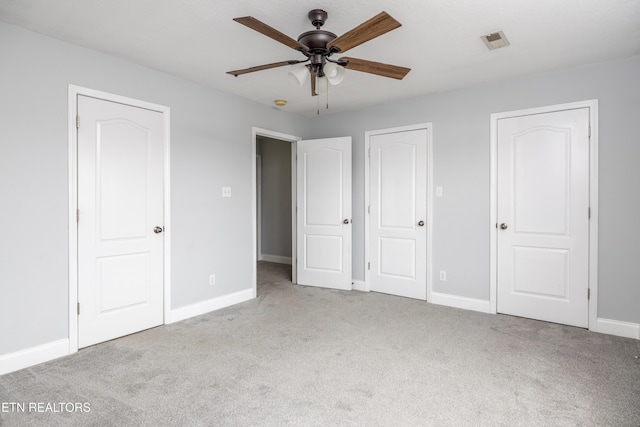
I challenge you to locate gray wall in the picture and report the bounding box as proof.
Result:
[309,55,640,324]
[0,22,311,355]
[1,20,638,358]
[258,138,292,258]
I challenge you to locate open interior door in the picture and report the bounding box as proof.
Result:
[296,137,352,290]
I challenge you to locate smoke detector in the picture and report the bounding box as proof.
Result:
[481,31,510,50]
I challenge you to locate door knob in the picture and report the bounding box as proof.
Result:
[154,226,164,234]
[343,219,350,224]
[418,220,425,227]
[500,223,508,230]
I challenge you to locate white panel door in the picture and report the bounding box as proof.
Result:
[296,137,352,290]
[369,129,427,300]
[78,95,165,348]
[497,108,590,327]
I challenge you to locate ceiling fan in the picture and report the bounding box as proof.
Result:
[227,9,411,96]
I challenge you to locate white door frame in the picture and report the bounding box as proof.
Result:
[252,127,301,287]
[256,154,262,261]
[364,123,434,298]
[489,99,598,330]
[68,85,171,354]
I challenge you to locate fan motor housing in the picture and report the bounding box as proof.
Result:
[297,30,337,52]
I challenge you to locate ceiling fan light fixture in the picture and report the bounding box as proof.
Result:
[324,62,346,85]
[288,65,309,87]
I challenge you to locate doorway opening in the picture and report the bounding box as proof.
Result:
[257,136,295,278]
[252,129,353,293]
[252,128,299,294]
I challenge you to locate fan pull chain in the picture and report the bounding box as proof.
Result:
[318,74,323,115]
[326,78,329,110]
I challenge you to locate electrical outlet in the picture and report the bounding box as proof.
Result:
[439,270,447,281]
[222,187,232,197]
[209,274,216,286]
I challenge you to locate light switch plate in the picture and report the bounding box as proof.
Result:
[436,186,443,197]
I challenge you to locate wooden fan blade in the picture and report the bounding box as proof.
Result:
[310,67,317,96]
[227,60,305,77]
[341,57,411,80]
[327,12,401,54]
[234,16,308,52]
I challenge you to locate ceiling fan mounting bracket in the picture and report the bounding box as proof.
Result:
[308,9,328,29]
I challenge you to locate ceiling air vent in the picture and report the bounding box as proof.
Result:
[481,31,510,50]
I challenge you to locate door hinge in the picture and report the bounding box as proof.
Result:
[588,288,591,300]
[368,148,371,157]
[368,205,370,214]
[588,207,591,219]
[76,209,80,223]
[76,115,80,129]
[588,124,591,138]
[77,303,80,315]
[368,262,370,270]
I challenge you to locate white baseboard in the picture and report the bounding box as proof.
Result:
[352,280,367,292]
[0,339,70,376]
[1,289,257,375]
[169,288,256,323]
[429,293,638,340]
[430,292,493,314]
[595,318,640,340]
[260,254,292,265]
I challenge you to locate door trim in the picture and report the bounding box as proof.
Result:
[68,85,171,353]
[251,127,300,287]
[364,123,434,298]
[256,154,262,261]
[489,99,598,330]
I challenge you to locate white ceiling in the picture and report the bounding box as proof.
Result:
[2,0,639,117]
